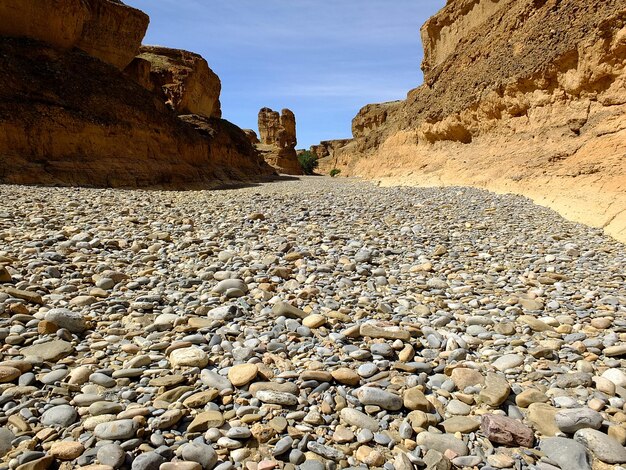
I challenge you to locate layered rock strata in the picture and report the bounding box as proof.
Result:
[320,0,626,242]
[310,139,352,165]
[0,0,274,187]
[0,0,149,70]
[256,108,303,175]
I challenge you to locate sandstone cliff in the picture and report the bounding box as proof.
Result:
[255,108,303,175]
[0,0,274,188]
[320,0,626,243]
[129,46,222,119]
[0,0,149,70]
[310,139,352,162]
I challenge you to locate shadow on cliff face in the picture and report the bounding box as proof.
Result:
[0,36,276,189]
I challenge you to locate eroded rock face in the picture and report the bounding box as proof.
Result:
[242,129,260,145]
[256,108,303,175]
[132,46,222,119]
[311,139,353,172]
[0,0,149,70]
[279,109,297,149]
[258,108,281,146]
[0,38,274,188]
[327,0,626,242]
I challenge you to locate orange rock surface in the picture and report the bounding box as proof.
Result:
[0,1,275,188]
[0,0,149,70]
[318,0,626,242]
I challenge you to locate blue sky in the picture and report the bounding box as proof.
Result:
[124,0,446,149]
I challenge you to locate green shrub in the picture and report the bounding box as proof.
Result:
[330,168,341,178]
[298,151,319,175]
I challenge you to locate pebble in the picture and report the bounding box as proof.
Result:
[355,387,402,411]
[41,405,77,427]
[97,444,126,468]
[540,437,591,470]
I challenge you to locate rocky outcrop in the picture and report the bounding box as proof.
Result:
[0,38,273,187]
[129,46,222,119]
[242,129,260,145]
[327,0,626,242]
[310,139,351,159]
[258,108,281,146]
[0,0,149,70]
[0,0,275,188]
[256,108,303,175]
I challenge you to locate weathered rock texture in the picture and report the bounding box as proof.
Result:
[321,0,626,242]
[0,38,272,187]
[0,1,274,187]
[256,108,303,175]
[243,130,260,145]
[129,46,222,119]
[0,0,149,70]
[310,139,352,162]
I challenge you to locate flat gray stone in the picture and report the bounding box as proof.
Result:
[41,405,77,427]
[555,408,603,434]
[415,432,469,456]
[94,419,138,440]
[355,387,402,411]
[340,408,380,432]
[272,301,308,319]
[44,308,87,333]
[97,444,126,468]
[540,437,591,470]
[256,390,298,406]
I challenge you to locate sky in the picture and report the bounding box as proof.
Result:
[124,0,446,149]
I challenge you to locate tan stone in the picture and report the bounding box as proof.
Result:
[228,364,258,387]
[450,368,485,391]
[404,388,431,411]
[182,390,219,408]
[0,266,11,283]
[331,368,361,386]
[478,373,510,407]
[187,411,224,433]
[441,416,480,433]
[160,463,202,470]
[515,389,549,408]
[359,321,411,341]
[300,370,333,382]
[303,314,327,328]
[49,441,85,460]
[527,403,559,437]
[0,367,21,383]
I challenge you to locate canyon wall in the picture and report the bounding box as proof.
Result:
[0,0,274,188]
[319,0,626,242]
[0,0,149,70]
